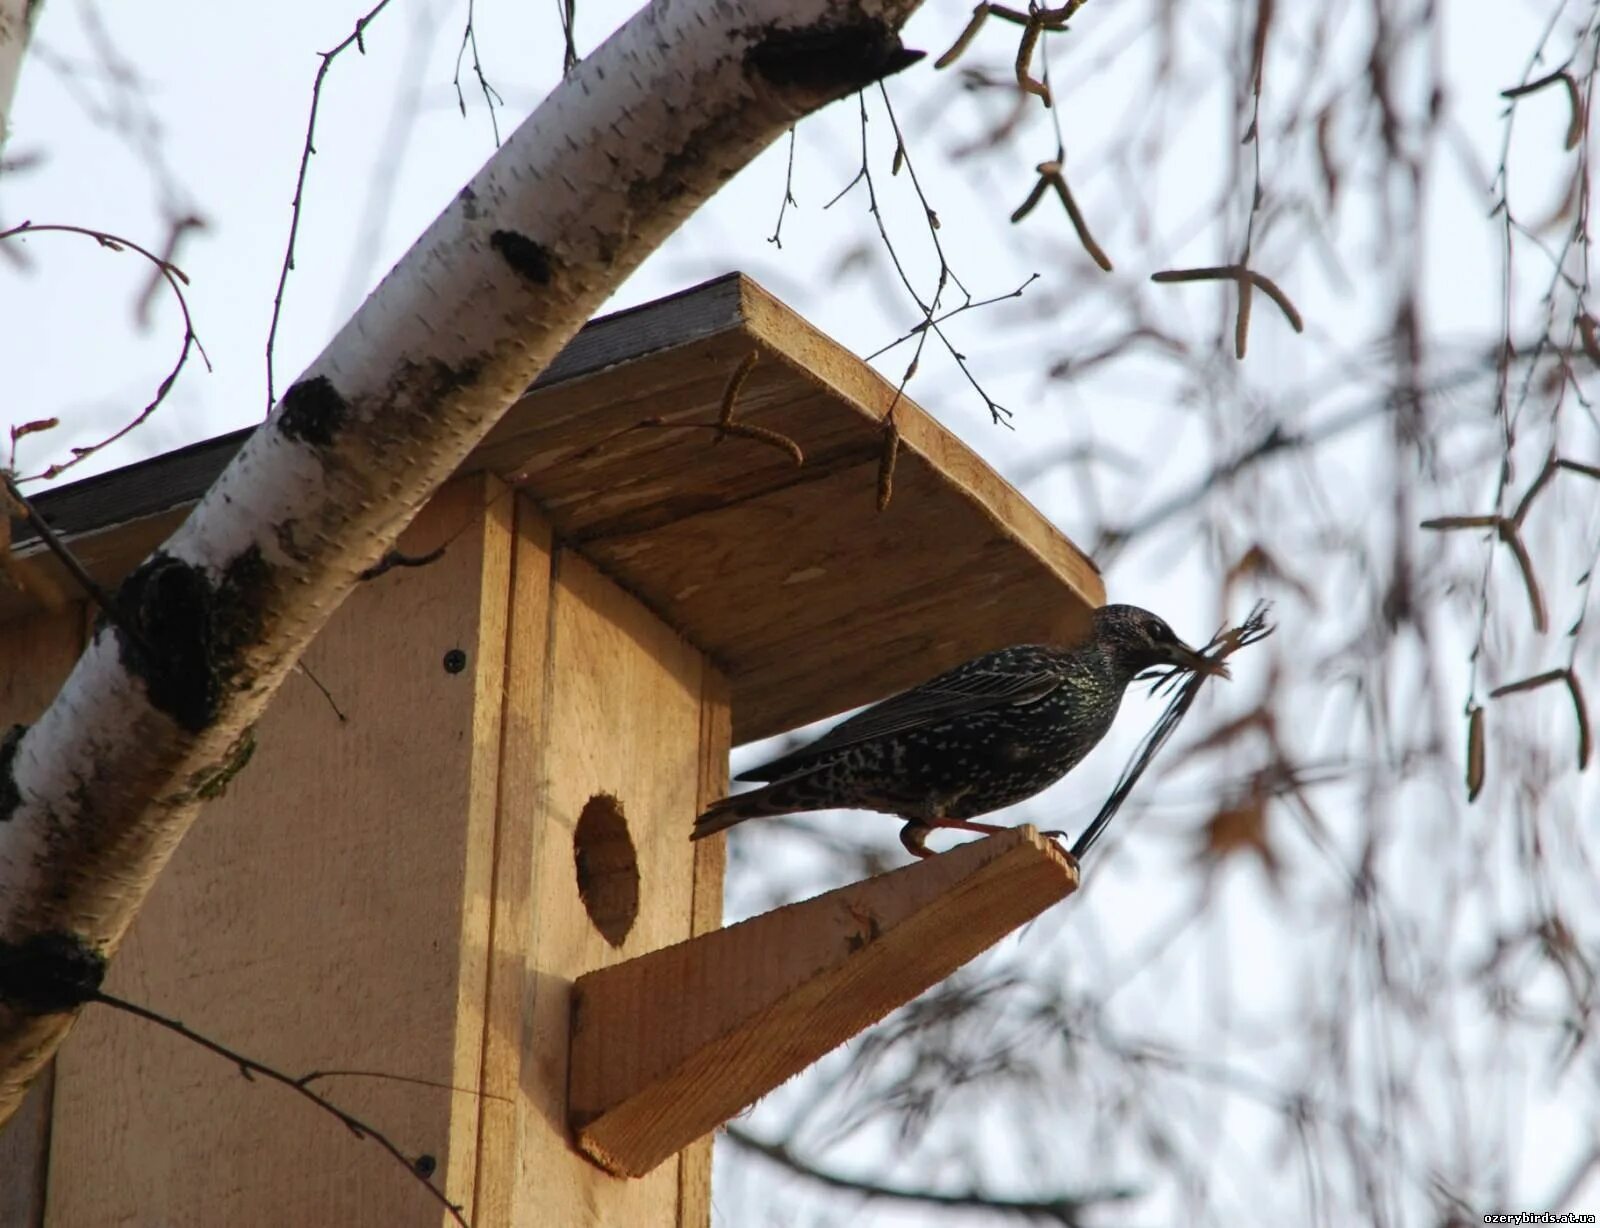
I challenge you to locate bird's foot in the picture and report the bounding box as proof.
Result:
[899,822,935,859]
[1038,828,1081,870]
[933,818,1008,837]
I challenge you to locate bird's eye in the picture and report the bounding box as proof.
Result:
[1144,619,1169,641]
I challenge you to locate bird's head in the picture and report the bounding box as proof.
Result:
[1091,603,1215,678]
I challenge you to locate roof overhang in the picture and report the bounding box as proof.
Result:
[6,273,1103,742]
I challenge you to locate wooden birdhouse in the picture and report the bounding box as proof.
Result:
[0,274,1101,1226]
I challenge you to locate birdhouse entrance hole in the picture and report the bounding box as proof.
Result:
[573,793,640,947]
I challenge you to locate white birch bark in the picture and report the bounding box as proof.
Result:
[0,0,924,1124]
[0,0,41,154]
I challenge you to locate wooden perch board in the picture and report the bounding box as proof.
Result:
[5,274,1103,745]
[567,826,1079,1178]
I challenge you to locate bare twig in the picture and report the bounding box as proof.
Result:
[266,0,397,412]
[452,0,504,147]
[89,989,467,1225]
[768,126,799,248]
[725,1123,1131,1224]
[0,221,211,481]
[359,545,448,582]
[1,471,142,647]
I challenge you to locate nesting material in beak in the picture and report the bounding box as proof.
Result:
[1169,639,1228,679]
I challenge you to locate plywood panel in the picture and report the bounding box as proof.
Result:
[0,607,84,1228]
[509,547,711,1225]
[45,477,512,1227]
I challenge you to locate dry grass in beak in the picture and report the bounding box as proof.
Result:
[1071,603,1274,862]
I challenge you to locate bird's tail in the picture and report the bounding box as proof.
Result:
[691,781,810,840]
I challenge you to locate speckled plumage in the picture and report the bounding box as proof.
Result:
[693,604,1207,853]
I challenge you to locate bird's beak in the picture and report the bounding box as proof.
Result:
[1166,638,1226,678]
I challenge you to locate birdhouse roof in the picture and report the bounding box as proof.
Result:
[6,273,1103,742]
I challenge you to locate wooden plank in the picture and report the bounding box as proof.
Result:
[45,476,512,1227]
[677,668,731,1228]
[483,334,881,542]
[0,608,83,1228]
[509,548,710,1226]
[569,827,1078,1177]
[443,476,516,1216]
[587,451,1096,741]
[470,496,555,1226]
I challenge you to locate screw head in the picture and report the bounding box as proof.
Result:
[442,649,467,674]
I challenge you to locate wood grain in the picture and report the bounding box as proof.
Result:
[504,546,716,1225]
[44,477,511,1227]
[0,608,83,1228]
[677,669,731,1228]
[569,827,1078,1178]
[470,495,555,1226]
[6,274,1104,747]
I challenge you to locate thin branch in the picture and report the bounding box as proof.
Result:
[295,659,349,723]
[556,0,579,75]
[265,0,397,413]
[767,126,799,248]
[863,274,1039,362]
[1,471,141,649]
[90,988,467,1225]
[452,0,504,147]
[0,221,210,481]
[359,545,448,582]
[724,1124,1132,1225]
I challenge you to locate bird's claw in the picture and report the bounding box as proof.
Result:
[899,822,935,859]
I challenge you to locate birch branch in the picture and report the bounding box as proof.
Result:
[0,0,42,155]
[0,0,926,1124]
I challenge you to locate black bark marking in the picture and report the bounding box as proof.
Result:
[457,184,481,221]
[278,375,349,448]
[490,230,553,284]
[0,931,106,1015]
[745,19,924,100]
[116,547,275,733]
[0,724,25,823]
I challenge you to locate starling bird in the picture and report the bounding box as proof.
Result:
[692,604,1210,857]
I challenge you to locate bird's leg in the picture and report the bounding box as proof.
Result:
[899,822,935,859]
[928,818,1008,837]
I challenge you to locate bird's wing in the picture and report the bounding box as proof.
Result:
[736,648,1063,782]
